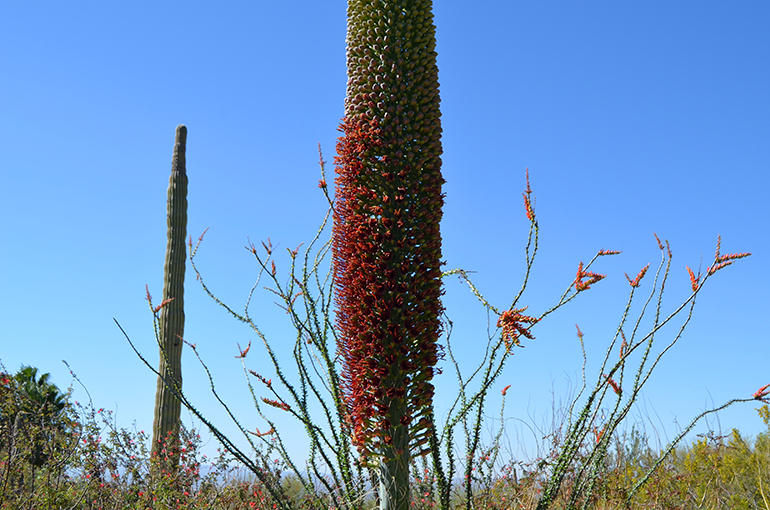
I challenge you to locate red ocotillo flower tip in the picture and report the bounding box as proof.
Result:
[317,143,326,167]
[653,232,664,251]
[318,179,327,189]
[153,297,175,314]
[625,263,650,288]
[604,374,622,396]
[753,384,770,401]
[598,249,622,256]
[261,238,273,256]
[497,308,537,354]
[235,340,251,359]
[575,324,584,340]
[522,168,535,221]
[619,330,627,358]
[502,384,512,396]
[289,243,303,259]
[594,423,607,444]
[717,252,752,263]
[261,398,290,412]
[249,370,272,389]
[686,266,700,292]
[709,253,752,275]
[575,261,606,291]
[145,284,152,304]
[523,192,535,221]
[707,236,751,275]
[249,427,275,437]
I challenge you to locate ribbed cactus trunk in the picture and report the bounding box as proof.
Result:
[333,2,443,509]
[152,124,188,461]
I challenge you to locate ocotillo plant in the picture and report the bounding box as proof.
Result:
[333,1,444,508]
[151,124,188,460]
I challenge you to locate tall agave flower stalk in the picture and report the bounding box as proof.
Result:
[152,124,188,459]
[333,1,443,508]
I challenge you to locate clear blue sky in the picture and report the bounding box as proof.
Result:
[2,2,768,466]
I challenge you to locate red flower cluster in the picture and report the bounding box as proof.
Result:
[708,235,751,275]
[333,0,445,464]
[604,374,622,396]
[754,384,770,402]
[686,266,701,292]
[625,263,650,288]
[523,168,535,221]
[333,114,444,462]
[261,398,290,412]
[575,262,606,291]
[497,308,537,354]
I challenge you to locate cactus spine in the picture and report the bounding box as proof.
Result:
[152,124,188,459]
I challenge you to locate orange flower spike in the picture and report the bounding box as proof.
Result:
[261,398,290,412]
[497,308,538,354]
[707,236,751,275]
[522,168,535,221]
[235,340,252,359]
[717,252,752,263]
[249,370,272,389]
[502,384,512,396]
[250,427,275,437]
[594,423,607,444]
[575,324,584,341]
[625,264,650,288]
[708,261,731,275]
[523,192,535,221]
[153,297,176,314]
[604,374,622,396]
[686,266,700,292]
[619,330,627,358]
[753,384,770,401]
[653,232,664,251]
[575,262,606,291]
[333,0,445,458]
[598,249,622,256]
[261,238,273,256]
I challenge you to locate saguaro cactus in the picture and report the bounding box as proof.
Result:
[152,124,188,458]
[333,1,443,508]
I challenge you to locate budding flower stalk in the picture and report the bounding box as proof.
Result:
[333,0,444,507]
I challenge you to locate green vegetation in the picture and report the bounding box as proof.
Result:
[1,364,768,509]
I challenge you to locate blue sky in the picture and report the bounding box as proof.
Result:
[2,1,768,466]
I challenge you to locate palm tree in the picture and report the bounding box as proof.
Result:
[11,366,70,468]
[0,365,73,504]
